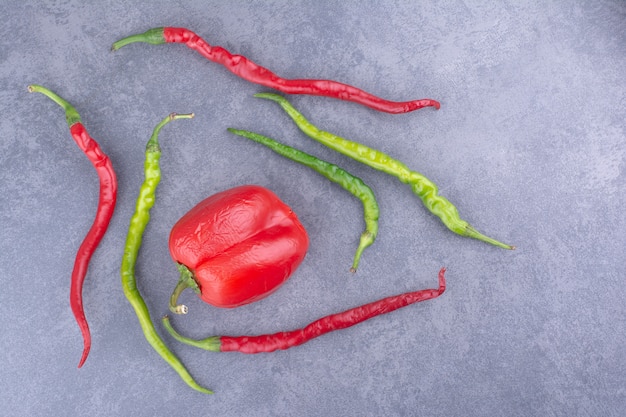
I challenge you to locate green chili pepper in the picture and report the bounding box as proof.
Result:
[227,128,379,272]
[255,93,514,250]
[120,113,212,395]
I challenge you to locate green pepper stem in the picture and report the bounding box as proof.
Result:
[111,27,167,51]
[169,264,201,314]
[147,113,194,153]
[162,316,222,352]
[28,84,81,127]
[120,112,211,394]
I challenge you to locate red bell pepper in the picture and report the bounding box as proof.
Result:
[168,185,309,311]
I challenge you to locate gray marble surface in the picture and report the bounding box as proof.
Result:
[1,1,625,416]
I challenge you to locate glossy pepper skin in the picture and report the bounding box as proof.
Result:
[169,185,309,311]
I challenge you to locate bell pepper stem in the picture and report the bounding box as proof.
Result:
[169,264,200,314]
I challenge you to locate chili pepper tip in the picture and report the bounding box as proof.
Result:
[438,267,446,293]
[77,347,89,368]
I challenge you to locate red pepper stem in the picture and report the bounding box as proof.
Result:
[169,264,201,314]
[162,316,221,352]
[28,84,81,127]
[111,27,166,51]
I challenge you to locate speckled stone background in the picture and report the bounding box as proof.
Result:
[1,1,624,416]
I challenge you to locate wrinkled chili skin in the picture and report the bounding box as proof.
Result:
[162,268,446,354]
[112,27,440,114]
[256,93,515,250]
[220,268,445,353]
[227,128,379,272]
[28,84,118,368]
[169,185,309,308]
[120,113,212,394]
[67,123,117,368]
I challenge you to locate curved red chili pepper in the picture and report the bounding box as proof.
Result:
[67,123,117,367]
[112,27,440,114]
[163,267,446,354]
[29,85,118,368]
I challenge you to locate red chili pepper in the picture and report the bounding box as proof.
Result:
[162,267,446,353]
[168,185,309,312]
[112,27,440,114]
[29,84,118,368]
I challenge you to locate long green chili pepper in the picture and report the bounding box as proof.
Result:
[227,128,379,272]
[255,93,514,250]
[120,113,212,395]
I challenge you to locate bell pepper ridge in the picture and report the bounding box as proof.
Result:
[168,184,309,311]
